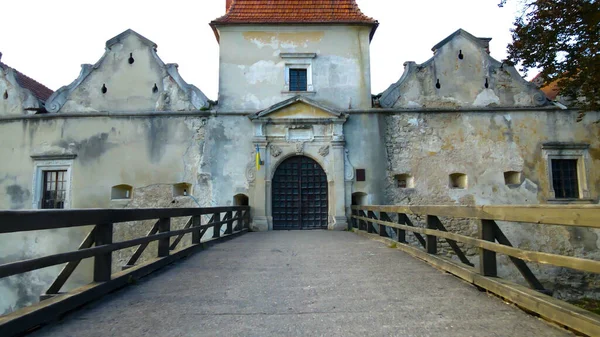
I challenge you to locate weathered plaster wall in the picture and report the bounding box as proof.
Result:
[0,67,41,116]
[217,25,372,112]
[382,109,600,299]
[0,114,220,315]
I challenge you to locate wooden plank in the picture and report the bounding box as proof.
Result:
[425,216,437,254]
[0,206,250,234]
[170,217,193,250]
[492,221,546,292]
[433,217,474,267]
[45,228,96,295]
[479,220,497,277]
[225,211,234,235]
[93,224,113,283]
[212,212,222,239]
[352,205,600,228]
[352,215,600,274]
[379,212,392,238]
[157,218,171,258]
[0,229,249,337]
[396,213,407,243]
[353,230,600,337]
[125,220,160,267]
[367,211,377,234]
[192,215,202,244]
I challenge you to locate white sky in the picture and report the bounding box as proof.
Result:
[0,0,520,99]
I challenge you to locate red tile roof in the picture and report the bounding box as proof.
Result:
[211,0,377,25]
[0,56,54,103]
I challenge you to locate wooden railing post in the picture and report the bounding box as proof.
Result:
[397,213,407,243]
[225,210,234,235]
[213,212,221,238]
[479,219,497,277]
[235,210,242,231]
[192,215,202,244]
[425,215,438,254]
[157,218,171,258]
[379,212,391,238]
[367,211,376,233]
[94,223,113,282]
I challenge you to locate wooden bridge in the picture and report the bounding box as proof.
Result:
[0,205,599,336]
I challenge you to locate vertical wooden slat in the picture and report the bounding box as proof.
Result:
[367,211,377,234]
[378,212,391,238]
[192,215,202,244]
[234,210,242,231]
[479,219,497,277]
[245,209,251,229]
[425,215,438,255]
[213,212,222,238]
[157,218,171,258]
[397,213,407,243]
[93,223,113,282]
[225,211,234,235]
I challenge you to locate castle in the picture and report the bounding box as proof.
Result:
[0,0,598,313]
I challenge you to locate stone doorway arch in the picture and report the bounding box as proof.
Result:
[272,156,328,230]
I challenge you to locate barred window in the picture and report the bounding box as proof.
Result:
[42,170,67,209]
[551,159,579,199]
[289,69,308,91]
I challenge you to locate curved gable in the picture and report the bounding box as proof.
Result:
[46,29,210,113]
[380,29,548,109]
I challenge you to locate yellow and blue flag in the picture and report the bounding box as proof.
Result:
[255,144,261,171]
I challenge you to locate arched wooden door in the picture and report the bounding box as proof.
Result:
[272,156,328,230]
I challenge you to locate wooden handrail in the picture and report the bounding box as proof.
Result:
[353,215,600,274]
[350,204,600,337]
[351,205,600,228]
[0,205,251,337]
[0,206,249,233]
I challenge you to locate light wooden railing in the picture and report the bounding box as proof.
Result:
[351,204,600,337]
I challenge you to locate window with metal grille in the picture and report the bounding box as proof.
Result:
[551,159,579,199]
[42,170,67,209]
[289,69,307,91]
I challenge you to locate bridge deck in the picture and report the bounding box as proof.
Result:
[32,231,571,337]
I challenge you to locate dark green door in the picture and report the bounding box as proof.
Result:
[272,156,328,230]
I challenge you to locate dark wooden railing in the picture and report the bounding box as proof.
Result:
[351,204,600,337]
[0,206,250,336]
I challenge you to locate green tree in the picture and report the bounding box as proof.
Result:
[500,0,600,117]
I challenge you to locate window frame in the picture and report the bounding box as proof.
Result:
[542,143,592,203]
[31,156,74,209]
[41,170,68,209]
[281,53,316,93]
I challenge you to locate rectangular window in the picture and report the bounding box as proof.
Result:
[42,170,67,209]
[551,159,579,199]
[289,69,308,91]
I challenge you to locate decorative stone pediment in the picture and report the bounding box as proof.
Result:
[45,29,210,113]
[379,29,548,109]
[250,96,345,121]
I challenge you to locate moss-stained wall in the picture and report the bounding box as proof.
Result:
[382,109,600,299]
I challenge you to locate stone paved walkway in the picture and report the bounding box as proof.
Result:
[32,231,572,337]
